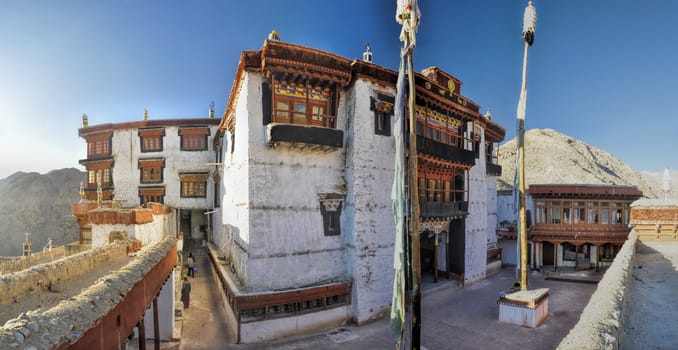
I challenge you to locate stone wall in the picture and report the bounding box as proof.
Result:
[0,238,176,349]
[557,231,638,350]
[0,241,127,303]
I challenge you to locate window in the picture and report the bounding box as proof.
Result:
[319,193,344,236]
[86,132,112,158]
[271,78,336,128]
[138,158,164,184]
[179,127,210,151]
[180,173,208,198]
[139,187,165,205]
[371,96,394,136]
[535,202,547,224]
[549,202,561,224]
[587,202,599,224]
[88,168,111,187]
[139,128,165,152]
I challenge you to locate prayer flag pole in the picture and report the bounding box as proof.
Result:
[517,1,536,291]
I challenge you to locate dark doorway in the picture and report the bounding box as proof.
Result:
[180,209,191,237]
[543,242,555,266]
[447,219,465,276]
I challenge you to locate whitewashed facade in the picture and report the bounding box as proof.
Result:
[213,39,506,338]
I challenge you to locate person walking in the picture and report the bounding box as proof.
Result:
[181,275,191,309]
[187,253,195,277]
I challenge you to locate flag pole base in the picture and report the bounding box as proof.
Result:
[498,288,550,328]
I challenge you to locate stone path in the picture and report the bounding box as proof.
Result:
[622,242,678,349]
[179,246,232,350]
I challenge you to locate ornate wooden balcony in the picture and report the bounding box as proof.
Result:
[419,201,468,218]
[411,135,475,165]
[266,123,343,150]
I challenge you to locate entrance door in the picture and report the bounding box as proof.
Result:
[543,242,554,266]
[447,219,465,276]
[180,210,191,237]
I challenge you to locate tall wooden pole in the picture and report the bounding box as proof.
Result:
[407,48,422,350]
[518,39,529,291]
[517,0,536,291]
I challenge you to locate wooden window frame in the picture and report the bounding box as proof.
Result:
[270,75,337,129]
[179,127,210,151]
[180,173,209,198]
[371,95,394,137]
[139,186,165,205]
[138,158,165,184]
[139,128,165,152]
[86,132,112,158]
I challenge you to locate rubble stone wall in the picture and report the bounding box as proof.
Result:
[0,241,127,304]
[557,231,638,350]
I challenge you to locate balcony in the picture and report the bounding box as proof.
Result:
[486,162,502,176]
[419,201,468,218]
[411,135,475,165]
[266,123,343,150]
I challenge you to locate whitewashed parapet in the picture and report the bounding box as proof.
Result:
[0,237,176,349]
[557,231,638,350]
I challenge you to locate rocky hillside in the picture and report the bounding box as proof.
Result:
[0,168,85,256]
[497,128,672,198]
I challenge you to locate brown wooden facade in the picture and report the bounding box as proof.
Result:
[528,184,642,271]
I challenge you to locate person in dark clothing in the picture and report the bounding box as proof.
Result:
[181,275,191,309]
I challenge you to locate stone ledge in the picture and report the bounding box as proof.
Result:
[557,231,638,350]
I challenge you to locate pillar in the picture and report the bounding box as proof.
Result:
[144,270,175,340]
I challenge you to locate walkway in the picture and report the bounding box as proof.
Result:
[622,242,678,350]
[179,245,232,349]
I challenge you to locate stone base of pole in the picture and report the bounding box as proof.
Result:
[498,288,550,328]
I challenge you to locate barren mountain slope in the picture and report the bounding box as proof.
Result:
[0,168,84,256]
[497,128,663,198]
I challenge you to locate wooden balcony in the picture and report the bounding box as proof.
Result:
[266,123,343,150]
[419,201,468,218]
[412,135,475,165]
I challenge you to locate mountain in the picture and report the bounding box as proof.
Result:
[0,168,85,257]
[496,128,669,199]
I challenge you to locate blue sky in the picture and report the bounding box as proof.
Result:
[1,0,676,179]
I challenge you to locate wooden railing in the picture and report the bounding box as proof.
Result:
[208,245,351,324]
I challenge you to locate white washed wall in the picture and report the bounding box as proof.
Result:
[486,157,499,250]
[91,223,136,248]
[218,73,253,284]
[343,80,397,323]
[244,73,349,291]
[465,125,488,285]
[110,125,217,209]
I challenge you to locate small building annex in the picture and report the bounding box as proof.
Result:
[498,184,643,271]
[211,38,506,342]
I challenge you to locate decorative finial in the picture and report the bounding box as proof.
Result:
[144,108,148,121]
[484,108,492,120]
[362,42,373,63]
[523,1,537,46]
[82,113,88,128]
[268,30,280,41]
[209,101,215,118]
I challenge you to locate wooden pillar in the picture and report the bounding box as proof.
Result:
[575,244,580,270]
[138,317,146,350]
[595,244,600,272]
[153,297,160,350]
[554,243,558,272]
[433,233,439,283]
